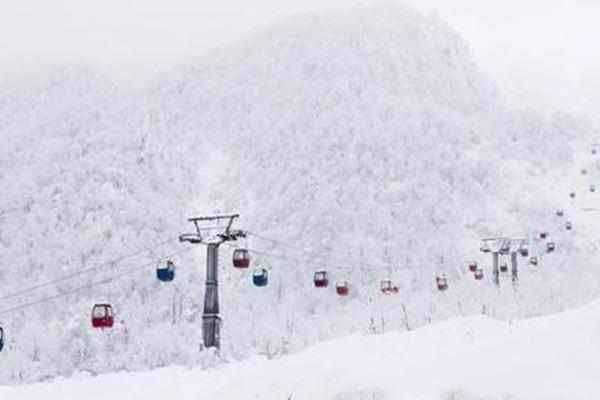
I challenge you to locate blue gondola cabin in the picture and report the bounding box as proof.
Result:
[156,260,175,282]
[252,269,268,287]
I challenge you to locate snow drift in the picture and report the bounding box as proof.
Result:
[2,297,599,399]
[0,2,597,383]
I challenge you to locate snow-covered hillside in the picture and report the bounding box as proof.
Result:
[2,298,599,399]
[0,2,598,384]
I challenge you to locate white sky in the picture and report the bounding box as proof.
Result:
[1,0,599,121]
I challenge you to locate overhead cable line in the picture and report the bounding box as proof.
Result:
[0,247,191,316]
[0,237,180,302]
[225,242,430,273]
[245,231,441,271]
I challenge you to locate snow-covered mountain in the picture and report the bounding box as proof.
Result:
[0,2,598,384]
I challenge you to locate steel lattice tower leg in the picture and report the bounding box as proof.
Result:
[510,251,518,289]
[203,243,221,348]
[492,251,500,287]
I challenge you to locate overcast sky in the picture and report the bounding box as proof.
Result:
[1,0,599,121]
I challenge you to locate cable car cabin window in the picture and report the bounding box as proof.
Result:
[93,306,107,319]
[106,306,113,317]
[157,261,174,271]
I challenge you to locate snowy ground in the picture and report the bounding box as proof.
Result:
[2,299,598,400]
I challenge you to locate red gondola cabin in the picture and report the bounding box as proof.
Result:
[336,281,349,296]
[436,275,448,291]
[91,304,114,328]
[499,263,508,273]
[474,268,484,280]
[468,262,477,273]
[232,249,250,268]
[313,271,329,288]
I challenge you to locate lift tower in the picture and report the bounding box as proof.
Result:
[179,213,245,349]
[480,237,524,289]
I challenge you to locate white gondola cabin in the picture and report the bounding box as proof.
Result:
[565,221,573,231]
[529,256,539,266]
[380,279,399,294]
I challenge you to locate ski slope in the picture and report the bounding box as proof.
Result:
[2,299,598,400]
